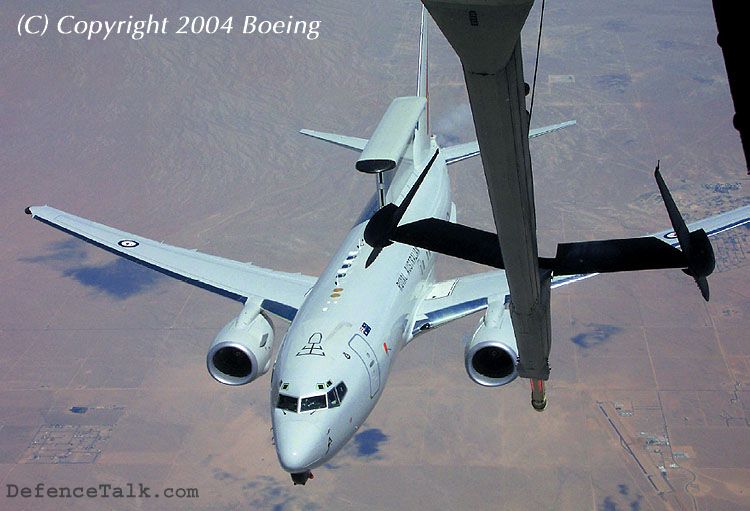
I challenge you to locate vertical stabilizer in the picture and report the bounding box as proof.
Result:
[413,6,430,162]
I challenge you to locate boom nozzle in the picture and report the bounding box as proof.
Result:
[530,378,547,412]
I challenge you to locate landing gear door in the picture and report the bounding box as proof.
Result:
[348,334,380,398]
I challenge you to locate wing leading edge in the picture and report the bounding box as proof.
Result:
[26,206,316,322]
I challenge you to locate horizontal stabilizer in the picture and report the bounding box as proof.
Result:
[528,120,577,139]
[442,119,576,165]
[441,141,479,165]
[299,129,368,152]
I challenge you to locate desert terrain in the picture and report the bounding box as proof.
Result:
[1,1,748,510]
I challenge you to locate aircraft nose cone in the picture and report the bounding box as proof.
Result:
[275,421,327,472]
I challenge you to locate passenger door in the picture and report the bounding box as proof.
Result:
[348,334,380,398]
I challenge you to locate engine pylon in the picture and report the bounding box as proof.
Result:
[530,378,547,411]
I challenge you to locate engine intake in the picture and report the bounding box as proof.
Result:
[465,304,518,387]
[207,305,274,386]
[210,343,254,379]
[466,340,518,386]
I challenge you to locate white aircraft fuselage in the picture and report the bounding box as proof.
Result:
[271,139,451,474]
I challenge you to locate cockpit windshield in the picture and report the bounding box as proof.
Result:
[276,381,349,413]
[336,381,347,401]
[327,387,340,408]
[300,394,327,412]
[277,393,297,413]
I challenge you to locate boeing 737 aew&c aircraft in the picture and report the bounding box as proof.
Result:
[26,10,750,485]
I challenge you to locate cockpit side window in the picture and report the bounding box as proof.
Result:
[327,387,340,408]
[336,381,348,402]
[277,393,298,413]
[300,394,327,412]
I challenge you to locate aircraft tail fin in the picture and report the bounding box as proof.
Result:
[413,6,430,161]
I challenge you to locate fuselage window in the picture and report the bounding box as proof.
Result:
[336,382,348,402]
[277,393,298,413]
[300,394,327,412]
[327,387,340,408]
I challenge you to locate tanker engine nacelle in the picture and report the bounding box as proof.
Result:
[465,303,519,387]
[207,304,274,386]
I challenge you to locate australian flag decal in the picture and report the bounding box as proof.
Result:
[360,322,371,336]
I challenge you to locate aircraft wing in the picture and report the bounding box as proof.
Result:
[26,205,317,322]
[413,204,750,335]
[550,204,750,290]
[412,270,508,334]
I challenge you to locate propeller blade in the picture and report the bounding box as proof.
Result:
[654,162,715,301]
[364,203,398,249]
[654,161,690,252]
[365,247,382,269]
[696,275,710,301]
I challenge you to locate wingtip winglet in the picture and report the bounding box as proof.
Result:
[25,206,32,216]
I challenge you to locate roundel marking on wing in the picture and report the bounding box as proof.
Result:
[664,231,678,239]
[118,239,139,248]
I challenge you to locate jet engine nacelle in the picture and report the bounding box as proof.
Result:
[465,303,519,387]
[207,304,274,386]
